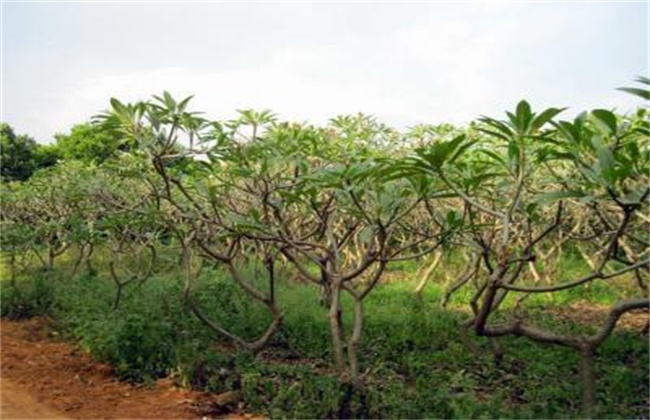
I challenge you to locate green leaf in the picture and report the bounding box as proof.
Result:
[616,87,650,100]
[531,107,566,132]
[478,117,514,139]
[446,210,460,226]
[358,226,374,245]
[515,100,532,132]
[110,98,126,113]
[592,109,617,134]
[163,91,176,109]
[476,128,510,142]
[596,142,615,174]
[506,111,518,129]
[478,149,506,165]
[413,135,467,173]
[524,202,538,216]
[465,171,502,189]
[177,95,195,113]
[448,136,474,163]
[635,75,650,84]
[507,141,520,165]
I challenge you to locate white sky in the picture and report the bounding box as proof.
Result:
[2,1,648,143]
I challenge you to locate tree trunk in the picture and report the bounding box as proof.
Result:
[414,251,442,298]
[347,295,364,381]
[113,283,125,310]
[70,243,85,278]
[328,280,346,376]
[579,347,597,419]
[248,305,283,355]
[47,245,55,271]
[85,243,95,274]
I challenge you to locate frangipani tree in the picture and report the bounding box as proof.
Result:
[386,100,649,417]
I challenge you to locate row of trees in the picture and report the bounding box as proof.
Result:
[1,80,648,417]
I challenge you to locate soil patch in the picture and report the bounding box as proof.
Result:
[546,301,649,332]
[0,317,253,419]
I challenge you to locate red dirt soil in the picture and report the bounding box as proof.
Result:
[0,317,250,419]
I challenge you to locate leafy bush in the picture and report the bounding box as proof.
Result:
[1,272,55,319]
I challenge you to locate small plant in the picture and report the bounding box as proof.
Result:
[1,272,55,319]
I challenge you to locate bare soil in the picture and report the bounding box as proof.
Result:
[1,376,67,419]
[546,300,649,332]
[0,317,250,419]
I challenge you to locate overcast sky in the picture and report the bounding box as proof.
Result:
[2,1,648,143]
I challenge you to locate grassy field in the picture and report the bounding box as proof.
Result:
[1,250,648,419]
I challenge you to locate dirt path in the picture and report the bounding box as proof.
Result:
[0,317,241,419]
[1,376,68,419]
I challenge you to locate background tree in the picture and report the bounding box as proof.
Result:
[1,123,58,182]
[54,122,124,164]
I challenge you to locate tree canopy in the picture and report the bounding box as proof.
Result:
[54,122,123,164]
[0,123,58,182]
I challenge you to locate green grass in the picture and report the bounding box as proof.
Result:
[0,251,647,419]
